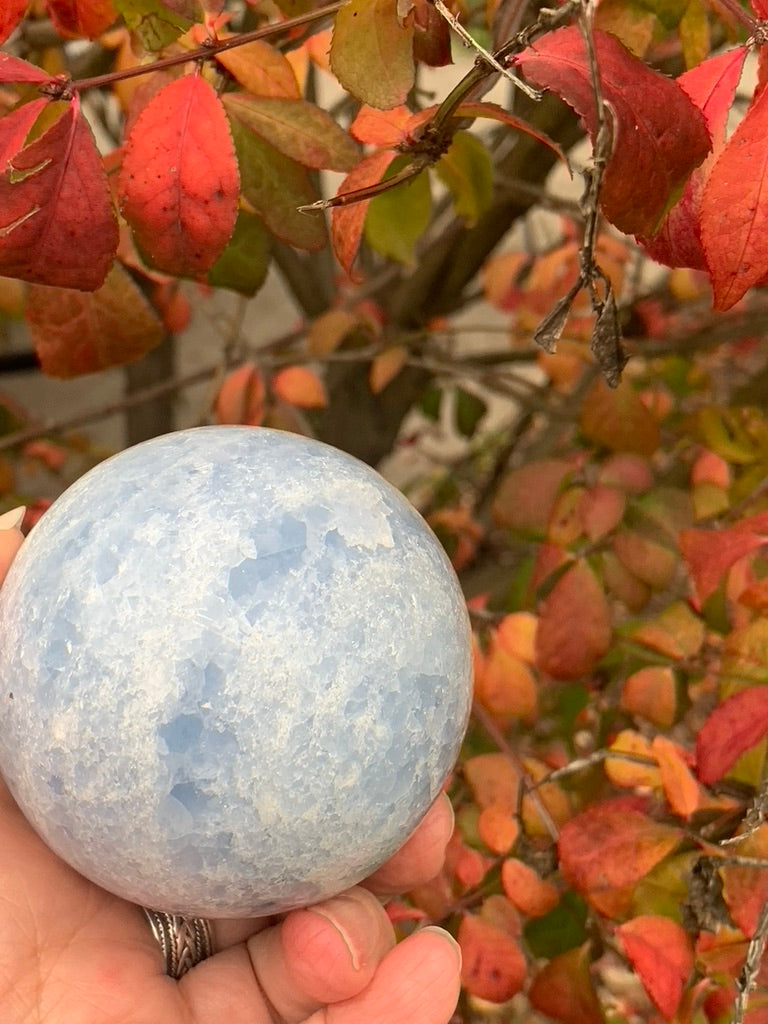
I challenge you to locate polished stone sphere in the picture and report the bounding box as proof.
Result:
[0,427,472,917]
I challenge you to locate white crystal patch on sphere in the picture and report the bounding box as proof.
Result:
[0,427,472,917]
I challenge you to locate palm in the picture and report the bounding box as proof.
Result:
[0,523,460,1024]
[0,779,460,1024]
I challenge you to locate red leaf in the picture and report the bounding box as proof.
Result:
[46,0,117,37]
[515,27,710,236]
[535,559,612,680]
[695,686,768,785]
[26,263,164,377]
[0,103,117,290]
[558,797,681,916]
[641,47,746,270]
[529,945,604,1024]
[616,916,694,1019]
[679,525,768,605]
[700,82,768,310]
[119,75,239,278]
[0,0,29,44]
[0,53,49,84]
[457,915,527,1003]
[330,150,394,276]
[0,99,47,165]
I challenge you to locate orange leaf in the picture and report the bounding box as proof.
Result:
[214,363,266,426]
[701,83,768,310]
[621,666,677,728]
[463,753,518,812]
[23,439,66,471]
[0,103,117,290]
[330,150,394,277]
[501,858,559,917]
[580,484,625,541]
[495,612,538,663]
[695,686,768,785]
[535,560,612,680]
[458,915,527,1003]
[627,601,705,659]
[611,530,677,590]
[492,458,576,535]
[652,736,699,819]
[580,378,660,456]
[46,0,117,38]
[119,76,239,277]
[558,797,681,917]
[605,730,661,789]
[475,643,538,720]
[369,345,407,393]
[616,916,694,1019]
[529,944,604,1024]
[215,39,300,99]
[478,804,519,855]
[597,453,653,493]
[271,366,327,408]
[26,263,164,378]
[307,309,359,356]
[350,104,413,146]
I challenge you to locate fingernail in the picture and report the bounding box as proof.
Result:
[421,925,462,969]
[0,507,25,532]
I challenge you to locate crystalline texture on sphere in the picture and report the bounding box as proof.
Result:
[0,426,473,917]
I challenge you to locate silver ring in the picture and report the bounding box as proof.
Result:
[143,907,213,979]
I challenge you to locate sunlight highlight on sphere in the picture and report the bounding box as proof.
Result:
[0,427,472,917]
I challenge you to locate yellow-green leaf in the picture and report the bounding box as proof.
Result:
[222,94,359,171]
[207,212,270,297]
[228,118,326,252]
[364,157,431,264]
[330,0,414,110]
[436,130,493,225]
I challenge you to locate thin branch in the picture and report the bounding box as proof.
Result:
[0,365,220,453]
[428,0,542,99]
[733,901,768,1024]
[54,3,344,94]
[471,700,560,840]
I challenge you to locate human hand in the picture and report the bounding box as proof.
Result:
[0,512,461,1024]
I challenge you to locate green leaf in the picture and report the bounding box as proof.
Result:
[524,891,589,959]
[364,156,431,265]
[222,95,359,172]
[228,117,326,252]
[113,0,197,49]
[454,386,487,438]
[330,0,414,110]
[207,212,270,296]
[436,130,493,225]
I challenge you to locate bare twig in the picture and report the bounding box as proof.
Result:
[733,901,768,1024]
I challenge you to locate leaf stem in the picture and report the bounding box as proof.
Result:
[68,2,344,93]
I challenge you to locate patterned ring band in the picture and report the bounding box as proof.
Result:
[143,908,214,979]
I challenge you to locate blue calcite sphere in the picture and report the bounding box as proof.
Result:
[0,427,472,917]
